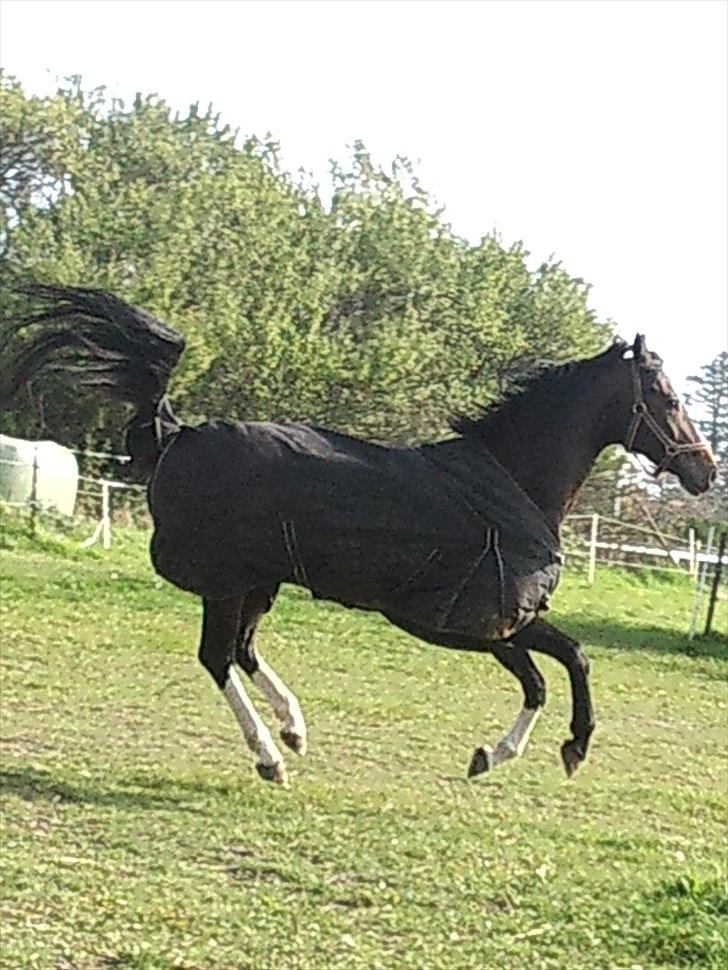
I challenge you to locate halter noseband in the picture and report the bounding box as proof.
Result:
[624,358,711,478]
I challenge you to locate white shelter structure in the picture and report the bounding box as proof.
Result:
[0,434,78,516]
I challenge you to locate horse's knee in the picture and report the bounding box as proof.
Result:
[527,661,547,708]
[237,645,259,676]
[198,641,229,688]
[575,647,590,678]
[522,671,546,711]
[234,586,278,675]
[558,633,590,680]
[533,678,547,710]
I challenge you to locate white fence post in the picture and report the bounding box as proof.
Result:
[28,444,39,537]
[101,480,111,550]
[81,479,114,549]
[688,528,697,580]
[588,513,599,584]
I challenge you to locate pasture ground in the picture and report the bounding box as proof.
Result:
[0,512,726,970]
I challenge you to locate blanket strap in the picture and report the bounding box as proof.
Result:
[441,525,506,630]
[281,520,310,588]
[491,526,507,627]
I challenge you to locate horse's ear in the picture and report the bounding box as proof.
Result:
[633,333,648,362]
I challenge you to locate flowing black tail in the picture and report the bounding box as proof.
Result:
[1,284,186,473]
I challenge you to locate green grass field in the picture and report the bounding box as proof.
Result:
[1,513,726,970]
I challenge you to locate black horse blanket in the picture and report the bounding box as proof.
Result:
[149,421,562,644]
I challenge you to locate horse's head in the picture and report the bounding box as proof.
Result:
[621,334,717,495]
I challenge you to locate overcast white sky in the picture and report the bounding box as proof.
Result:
[2,0,726,394]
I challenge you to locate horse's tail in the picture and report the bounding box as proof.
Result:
[1,283,186,475]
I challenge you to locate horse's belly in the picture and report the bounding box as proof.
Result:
[149,515,290,600]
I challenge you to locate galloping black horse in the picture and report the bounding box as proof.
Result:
[3,285,716,785]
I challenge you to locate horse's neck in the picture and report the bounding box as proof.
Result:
[476,367,620,531]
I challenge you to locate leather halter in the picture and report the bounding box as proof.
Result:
[624,358,711,477]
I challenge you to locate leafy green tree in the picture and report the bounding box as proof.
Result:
[687,352,727,459]
[1,74,609,459]
[686,350,727,508]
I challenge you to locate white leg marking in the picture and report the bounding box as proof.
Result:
[490,707,541,768]
[251,659,307,754]
[223,667,284,767]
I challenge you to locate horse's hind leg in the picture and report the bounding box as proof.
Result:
[199,596,287,785]
[512,618,594,777]
[235,586,307,757]
[468,645,546,777]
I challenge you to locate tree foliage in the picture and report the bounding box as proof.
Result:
[0,74,609,452]
[684,350,728,513]
[686,352,727,461]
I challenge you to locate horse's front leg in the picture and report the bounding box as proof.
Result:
[468,644,546,777]
[512,618,595,777]
[199,596,288,785]
[235,585,308,757]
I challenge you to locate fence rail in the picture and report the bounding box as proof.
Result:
[561,513,728,577]
[563,512,727,639]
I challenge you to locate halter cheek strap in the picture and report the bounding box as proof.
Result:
[624,358,711,478]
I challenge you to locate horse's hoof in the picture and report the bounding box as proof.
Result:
[467,746,492,778]
[255,761,289,786]
[560,740,585,778]
[280,729,307,757]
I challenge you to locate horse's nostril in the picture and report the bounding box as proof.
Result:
[708,467,717,485]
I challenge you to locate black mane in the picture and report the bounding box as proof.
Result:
[449,337,661,439]
[451,357,593,438]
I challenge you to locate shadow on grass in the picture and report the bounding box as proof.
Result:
[0,766,204,813]
[219,848,385,912]
[558,614,727,662]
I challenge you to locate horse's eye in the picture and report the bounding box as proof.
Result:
[667,398,679,412]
